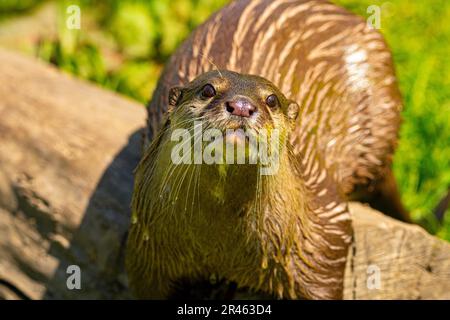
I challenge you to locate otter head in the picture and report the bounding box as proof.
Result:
[130,71,350,300]
[170,69,298,115]
[168,70,299,126]
[164,70,300,178]
[171,71,297,135]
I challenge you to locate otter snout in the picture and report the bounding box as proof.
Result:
[225,97,256,118]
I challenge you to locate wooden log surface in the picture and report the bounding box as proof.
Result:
[344,203,450,299]
[0,49,448,299]
[0,49,145,299]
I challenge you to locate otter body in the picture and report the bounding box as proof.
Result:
[127,0,406,299]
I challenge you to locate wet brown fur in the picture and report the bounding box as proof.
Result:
[127,0,408,299]
[127,70,352,299]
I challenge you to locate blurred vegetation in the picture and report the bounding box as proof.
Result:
[0,0,227,102]
[336,0,450,240]
[0,0,39,17]
[0,0,449,240]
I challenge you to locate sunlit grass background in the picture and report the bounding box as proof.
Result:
[0,0,449,240]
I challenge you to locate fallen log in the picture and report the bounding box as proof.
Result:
[0,49,448,299]
[344,202,450,299]
[0,49,145,299]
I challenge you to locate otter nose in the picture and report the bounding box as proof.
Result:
[225,98,256,118]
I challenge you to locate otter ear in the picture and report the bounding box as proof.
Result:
[286,100,299,120]
[168,86,183,110]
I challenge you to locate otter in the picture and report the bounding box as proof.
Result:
[127,70,352,300]
[127,0,408,299]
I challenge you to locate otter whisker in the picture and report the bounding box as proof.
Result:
[156,121,202,194]
[198,52,224,79]
[157,123,206,219]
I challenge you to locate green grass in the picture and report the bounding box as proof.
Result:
[1,0,449,240]
[35,0,229,103]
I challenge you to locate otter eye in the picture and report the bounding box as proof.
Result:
[201,84,216,98]
[266,94,278,108]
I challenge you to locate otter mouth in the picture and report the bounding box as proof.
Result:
[170,116,281,174]
[199,116,257,144]
[225,115,252,128]
[224,128,250,145]
[214,116,253,131]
